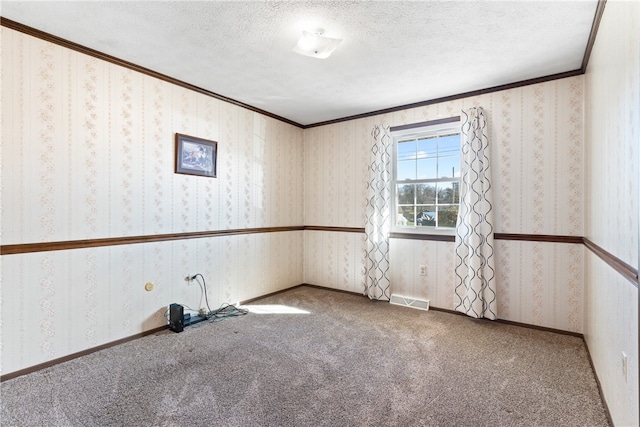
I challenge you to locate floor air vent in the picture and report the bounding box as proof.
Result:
[390,294,430,311]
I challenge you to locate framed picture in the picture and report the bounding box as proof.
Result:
[175,133,217,178]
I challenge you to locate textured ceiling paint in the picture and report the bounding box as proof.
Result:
[1,1,598,125]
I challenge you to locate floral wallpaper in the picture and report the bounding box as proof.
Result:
[583,1,639,425]
[304,76,585,333]
[1,28,304,375]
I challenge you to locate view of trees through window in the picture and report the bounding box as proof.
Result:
[394,128,460,229]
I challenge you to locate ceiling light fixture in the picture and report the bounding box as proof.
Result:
[293,28,342,59]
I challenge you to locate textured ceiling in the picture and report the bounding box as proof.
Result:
[1,1,598,126]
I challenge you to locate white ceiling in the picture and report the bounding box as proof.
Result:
[1,1,598,126]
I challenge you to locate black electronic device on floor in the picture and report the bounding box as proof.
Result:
[169,303,184,332]
[169,303,207,332]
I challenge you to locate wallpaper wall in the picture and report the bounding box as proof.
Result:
[1,28,304,375]
[304,76,585,333]
[583,1,639,425]
[2,16,637,427]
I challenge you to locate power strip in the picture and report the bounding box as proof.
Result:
[184,313,207,327]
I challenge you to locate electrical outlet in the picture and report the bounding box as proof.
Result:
[622,351,628,382]
[419,265,427,276]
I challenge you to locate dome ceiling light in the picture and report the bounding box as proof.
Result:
[293,28,342,59]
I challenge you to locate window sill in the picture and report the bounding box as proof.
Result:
[389,227,456,242]
[391,226,455,235]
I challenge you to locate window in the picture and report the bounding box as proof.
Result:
[391,118,461,231]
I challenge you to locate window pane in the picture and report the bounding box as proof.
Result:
[417,136,437,159]
[397,140,416,180]
[397,140,416,161]
[438,155,460,179]
[416,138,437,179]
[397,160,416,180]
[396,184,415,204]
[437,181,460,204]
[392,124,461,231]
[416,207,436,227]
[416,183,435,204]
[438,134,460,157]
[437,206,459,228]
[416,158,437,179]
[397,206,414,226]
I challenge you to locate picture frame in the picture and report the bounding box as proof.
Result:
[175,133,217,178]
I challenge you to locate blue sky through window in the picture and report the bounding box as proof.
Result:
[396,133,460,180]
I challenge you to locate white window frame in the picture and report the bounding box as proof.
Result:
[390,117,461,235]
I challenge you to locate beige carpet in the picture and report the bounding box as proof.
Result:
[1,285,609,426]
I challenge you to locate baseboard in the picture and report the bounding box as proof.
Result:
[493,318,583,338]
[0,325,168,382]
[239,284,316,304]
[2,285,311,382]
[295,283,366,298]
[583,336,614,427]
[0,283,596,391]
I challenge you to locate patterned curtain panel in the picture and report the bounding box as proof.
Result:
[454,107,497,319]
[364,125,392,301]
